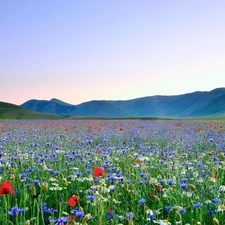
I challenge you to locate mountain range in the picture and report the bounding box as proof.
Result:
[20,88,225,118]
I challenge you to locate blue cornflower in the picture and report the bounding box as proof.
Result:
[8,207,26,216]
[33,179,41,185]
[46,142,52,147]
[179,208,186,214]
[207,210,212,215]
[149,211,155,220]
[87,195,96,201]
[139,198,146,205]
[109,185,115,193]
[71,207,80,214]
[107,209,114,219]
[139,172,145,177]
[126,212,134,221]
[53,216,68,225]
[166,206,172,212]
[159,179,165,183]
[76,172,82,177]
[166,178,173,185]
[180,183,189,189]
[86,169,92,175]
[87,139,93,144]
[109,175,115,183]
[94,178,101,183]
[76,211,84,218]
[42,207,58,214]
[41,202,48,207]
[109,166,115,172]
[207,208,216,215]
[181,178,188,183]
[193,202,203,208]
[67,175,73,180]
[20,173,28,180]
[117,177,124,182]
[53,170,59,175]
[212,197,221,204]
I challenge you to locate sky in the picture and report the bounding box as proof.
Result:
[1,0,225,105]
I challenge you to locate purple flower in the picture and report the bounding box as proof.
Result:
[212,197,221,204]
[8,207,26,216]
[166,206,172,212]
[76,171,82,177]
[139,198,146,205]
[76,211,84,218]
[33,179,41,185]
[181,178,188,183]
[149,211,155,220]
[126,212,134,221]
[193,202,203,208]
[87,195,96,201]
[139,172,145,177]
[166,178,173,185]
[180,183,189,189]
[179,208,186,214]
[107,209,114,219]
[53,216,69,225]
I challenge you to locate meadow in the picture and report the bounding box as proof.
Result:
[0,120,224,225]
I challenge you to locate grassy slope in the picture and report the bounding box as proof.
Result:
[0,102,67,120]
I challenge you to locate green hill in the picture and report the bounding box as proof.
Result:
[0,101,67,120]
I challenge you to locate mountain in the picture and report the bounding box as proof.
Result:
[49,98,72,106]
[0,101,66,120]
[20,88,225,118]
[22,99,75,116]
[21,99,131,117]
[112,88,225,117]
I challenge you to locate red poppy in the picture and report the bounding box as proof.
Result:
[68,195,80,206]
[96,148,102,153]
[0,181,15,196]
[134,159,140,164]
[212,174,217,179]
[69,215,76,220]
[156,185,163,192]
[94,168,104,177]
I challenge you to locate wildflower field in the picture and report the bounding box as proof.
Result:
[0,120,224,225]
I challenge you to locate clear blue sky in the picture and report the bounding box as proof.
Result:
[1,0,225,105]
